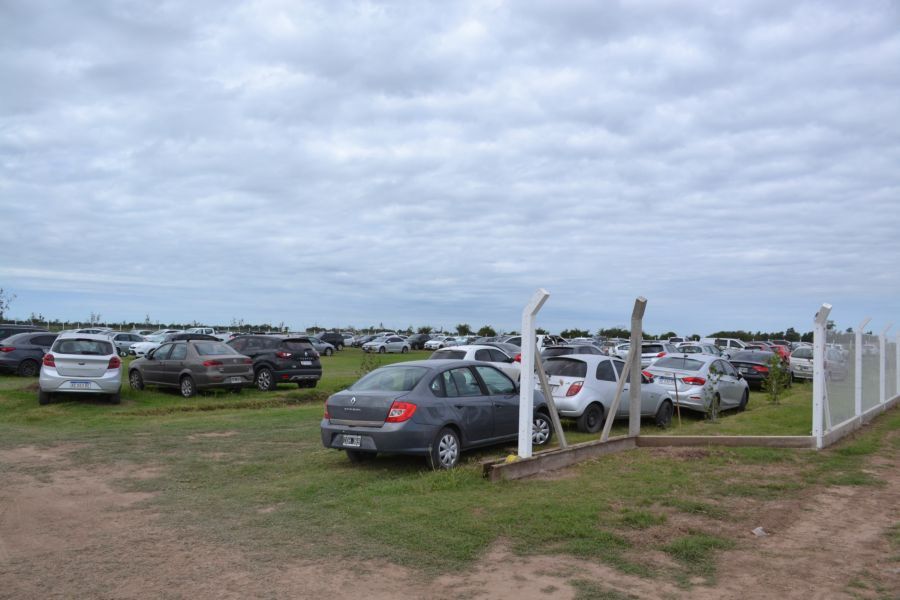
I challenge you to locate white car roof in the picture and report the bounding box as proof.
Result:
[437,344,507,355]
[55,332,116,342]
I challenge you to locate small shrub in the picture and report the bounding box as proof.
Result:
[763,354,791,403]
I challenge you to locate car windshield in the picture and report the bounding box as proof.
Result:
[653,357,704,371]
[193,342,237,356]
[544,358,587,378]
[350,366,428,392]
[54,339,113,355]
[431,350,466,360]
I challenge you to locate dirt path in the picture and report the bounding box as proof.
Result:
[1,442,897,599]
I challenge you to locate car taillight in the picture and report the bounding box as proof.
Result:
[656,352,666,358]
[323,406,331,420]
[313,351,320,359]
[385,401,417,423]
[202,360,223,367]
[682,376,706,386]
[752,365,769,373]
[514,353,521,363]
[566,381,584,396]
[642,370,654,381]
[0,346,15,353]
[276,351,292,358]
[108,356,121,369]
[43,353,55,367]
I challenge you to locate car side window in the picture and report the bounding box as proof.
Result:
[246,338,264,351]
[709,361,723,376]
[430,376,445,397]
[169,344,187,360]
[229,338,246,352]
[474,366,515,395]
[32,335,56,346]
[440,371,459,397]
[154,344,173,360]
[474,349,492,362]
[612,360,625,378]
[595,360,616,382]
[448,367,483,397]
[488,349,509,363]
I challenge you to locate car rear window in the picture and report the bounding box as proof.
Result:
[642,344,664,354]
[541,347,573,358]
[283,341,314,352]
[193,342,237,356]
[678,346,702,354]
[792,348,813,359]
[653,356,704,371]
[351,366,428,392]
[53,339,113,355]
[544,358,587,378]
[731,351,772,362]
[430,350,466,360]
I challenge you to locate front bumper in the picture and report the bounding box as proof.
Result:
[39,367,122,394]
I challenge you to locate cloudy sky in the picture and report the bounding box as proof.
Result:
[2,0,899,335]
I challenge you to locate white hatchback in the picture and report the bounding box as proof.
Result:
[39,333,122,405]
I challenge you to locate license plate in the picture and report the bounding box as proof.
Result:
[740,368,751,374]
[70,381,91,389]
[301,360,312,366]
[229,376,243,384]
[342,434,361,448]
[657,376,675,384]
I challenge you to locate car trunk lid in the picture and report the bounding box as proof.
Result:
[327,390,401,426]
[54,354,111,377]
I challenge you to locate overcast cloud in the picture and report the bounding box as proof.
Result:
[2,0,899,334]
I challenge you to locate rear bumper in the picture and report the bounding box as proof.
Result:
[320,419,438,455]
[39,367,122,394]
[194,369,254,389]
[0,358,21,374]
[273,367,322,383]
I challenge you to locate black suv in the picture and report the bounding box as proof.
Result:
[406,334,432,350]
[0,324,48,342]
[0,331,59,376]
[317,332,346,350]
[227,335,322,390]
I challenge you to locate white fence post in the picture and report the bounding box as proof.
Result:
[628,297,647,437]
[813,304,832,449]
[855,317,870,417]
[880,324,892,405]
[896,333,900,399]
[518,289,550,459]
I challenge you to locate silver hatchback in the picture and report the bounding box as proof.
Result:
[39,333,123,405]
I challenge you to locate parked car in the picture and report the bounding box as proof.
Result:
[130,329,155,337]
[0,324,48,341]
[728,350,790,390]
[428,345,520,380]
[613,341,678,367]
[320,360,553,469]
[351,334,378,348]
[74,327,113,334]
[0,331,58,376]
[363,335,410,354]
[542,355,676,432]
[106,331,146,357]
[668,337,687,345]
[645,354,750,414]
[540,345,602,361]
[317,332,346,350]
[406,333,432,350]
[789,346,814,381]
[424,335,454,350]
[746,342,789,361]
[701,337,748,356]
[39,333,122,404]
[675,342,723,357]
[129,339,254,397]
[227,335,322,390]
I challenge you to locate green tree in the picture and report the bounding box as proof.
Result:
[659,331,677,340]
[477,325,496,337]
[417,325,433,334]
[535,327,548,335]
[455,323,472,335]
[560,328,589,338]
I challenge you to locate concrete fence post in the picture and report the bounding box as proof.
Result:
[855,318,870,417]
[628,297,647,438]
[518,289,549,459]
[813,304,832,449]
[880,324,892,405]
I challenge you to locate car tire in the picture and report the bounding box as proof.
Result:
[110,392,121,404]
[401,346,409,354]
[576,402,604,433]
[378,347,386,354]
[532,412,553,446]
[180,375,196,398]
[346,450,377,463]
[654,400,673,428]
[427,427,461,470]
[17,359,39,377]
[255,367,276,391]
[118,349,128,358]
[738,389,749,412]
[324,348,333,356]
[38,390,51,405]
[129,370,144,391]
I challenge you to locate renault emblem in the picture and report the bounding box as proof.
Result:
[350,397,357,405]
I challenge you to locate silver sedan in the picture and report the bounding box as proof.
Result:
[645,354,749,415]
[362,335,411,354]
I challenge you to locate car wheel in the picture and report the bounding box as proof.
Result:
[401,346,409,354]
[180,376,196,398]
[654,400,673,428]
[110,392,121,404]
[428,427,461,470]
[129,370,145,391]
[378,347,386,354]
[255,367,275,391]
[38,390,51,405]
[346,450,377,463]
[118,349,128,358]
[17,359,39,377]
[738,389,749,412]
[532,412,553,446]
[576,402,604,433]
[324,348,333,356]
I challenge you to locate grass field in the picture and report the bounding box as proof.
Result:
[1,348,897,589]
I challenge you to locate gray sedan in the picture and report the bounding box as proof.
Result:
[645,354,750,415]
[362,335,410,354]
[321,360,553,469]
